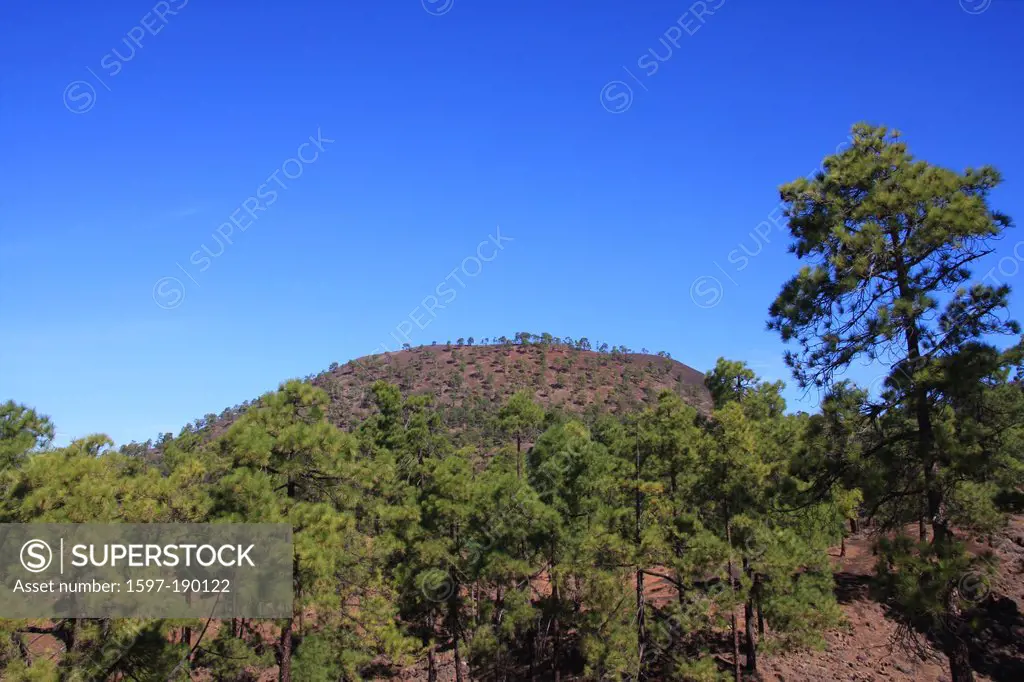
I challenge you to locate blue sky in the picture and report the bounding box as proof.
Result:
[2,0,1023,445]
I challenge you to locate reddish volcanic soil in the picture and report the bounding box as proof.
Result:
[756,534,963,682]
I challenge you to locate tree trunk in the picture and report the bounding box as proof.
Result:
[473,584,479,627]
[454,634,464,682]
[727,521,740,682]
[924,446,947,545]
[451,589,464,682]
[672,469,687,611]
[14,631,30,661]
[909,348,946,546]
[754,573,765,637]
[278,617,292,682]
[944,627,974,682]
[635,435,646,677]
[743,558,757,673]
[516,435,522,479]
[427,647,437,682]
[943,586,975,682]
[179,622,194,673]
[427,640,437,682]
[731,613,740,682]
[52,620,75,654]
[553,579,561,682]
[890,225,946,547]
[841,535,846,557]
[637,567,646,676]
[182,590,195,653]
[425,609,438,682]
[744,595,757,673]
[529,628,537,682]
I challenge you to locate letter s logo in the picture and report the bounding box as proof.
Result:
[21,540,53,572]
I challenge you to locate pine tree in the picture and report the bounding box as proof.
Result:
[768,122,1021,682]
[215,380,410,681]
[499,390,544,479]
[0,401,54,471]
[528,420,621,681]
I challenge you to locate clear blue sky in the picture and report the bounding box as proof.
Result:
[2,0,1023,446]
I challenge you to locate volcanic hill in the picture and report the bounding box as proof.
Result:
[308,342,713,430]
[167,340,713,449]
